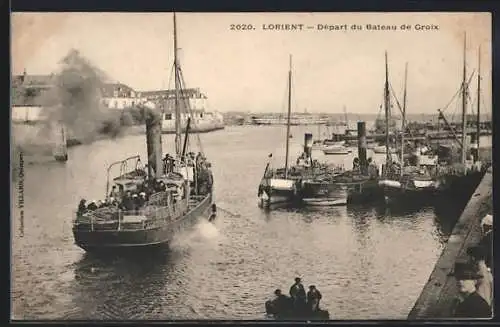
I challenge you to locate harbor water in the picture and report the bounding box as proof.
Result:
[11,125,472,320]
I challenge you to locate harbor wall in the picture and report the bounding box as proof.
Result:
[407,167,493,319]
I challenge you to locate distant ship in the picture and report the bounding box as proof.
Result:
[143,88,225,134]
[251,114,329,126]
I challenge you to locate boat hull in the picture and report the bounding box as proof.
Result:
[300,182,348,206]
[322,147,350,155]
[73,193,212,252]
[345,179,385,204]
[435,169,485,203]
[161,125,225,134]
[258,178,300,208]
[378,177,438,206]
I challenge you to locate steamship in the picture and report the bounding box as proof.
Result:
[72,13,215,252]
[251,114,328,126]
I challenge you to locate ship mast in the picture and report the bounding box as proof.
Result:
[284,55,292,179]
[400,62,408,176]
[476,45,481,159]
[460,32,467,165]
[384,51,391,167]
[173,12,182,158]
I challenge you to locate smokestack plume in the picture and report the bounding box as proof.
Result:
[144,108,163,178]
[38,49,124,142]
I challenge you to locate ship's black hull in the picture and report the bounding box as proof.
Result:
[346,179,385,205]
[380,185,438,209]
[73,193,213,253]
[300,182,348,206]
[435,169,486,205]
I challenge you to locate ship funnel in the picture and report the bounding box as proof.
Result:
[145,109,163,178]
[304,133,313,158]
[357,121,367,174]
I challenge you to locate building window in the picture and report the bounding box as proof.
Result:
[164,113,172,120]
[114,101,118,108]
[131,101,135,107]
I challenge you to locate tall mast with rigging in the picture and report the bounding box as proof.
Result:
[476,45,481,158]
[460,32,467,165]
[384,51,391,168]
[173,12,182,158]
[400,62,408,175]
[284,55,292,179]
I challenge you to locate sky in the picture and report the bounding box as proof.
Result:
[11,12,492,114]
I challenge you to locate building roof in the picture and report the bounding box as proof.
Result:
[141,88,207,99]
[12,73,57,88]
[100,82,136,97]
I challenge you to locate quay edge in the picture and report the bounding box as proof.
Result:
[407,167,492,319]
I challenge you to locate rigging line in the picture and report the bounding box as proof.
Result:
[176,66,204,155]
[179,74,205,155]
[388,83,415,140]
[442,70,476,115]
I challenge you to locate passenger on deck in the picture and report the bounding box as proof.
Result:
[289,277,307,313]
[139,192,147,205]
[467,245,493,306]
[109,185,120,199]
[142,180,153,195]
[97,200,105,208]
[367,158,379,178]
[451,261,491,318]
[77,199,87,215]
[307,285,322,313]
[87,200,98,211]
[109,197,119,207]
[478,214,493,270]
[120,191,134,211]
[131,194,140,211]
[164,154,174,174]
[352,157,360,171]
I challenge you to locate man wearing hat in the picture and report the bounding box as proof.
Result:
[306,285,322,313]
[269,289,292,317]
[467,245,493,306]
[478,213,493,270]
[450,261,491,318]
[289,277,307,314]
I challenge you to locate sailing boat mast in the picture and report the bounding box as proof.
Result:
[384,51,391,166]
[343,105,349,127]
[400,62,408,175]
[476,45,481,156]
[284,55,292,179]
[460,32,467,165]
[173,12,182,157]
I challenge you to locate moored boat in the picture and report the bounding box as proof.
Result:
[372,145,397,154]
[300,181,348,206]
[258,55,300,208]
[322,144,351,155]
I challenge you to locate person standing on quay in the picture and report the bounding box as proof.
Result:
[478,213,493,270]
[451,261,491,318]
[467,245,493,307]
